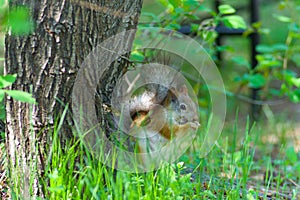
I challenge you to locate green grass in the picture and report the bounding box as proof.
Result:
[1,100,299,199]
[1,97,299,199]
[3,113,296,199]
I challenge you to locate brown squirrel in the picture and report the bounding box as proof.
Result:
[111,63,200,169]
[129,84,200,169]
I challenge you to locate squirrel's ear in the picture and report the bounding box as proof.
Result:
[179,85,188,95]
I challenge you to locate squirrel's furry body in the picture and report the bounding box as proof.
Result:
[129,83,200,169]
[113,63,200,169]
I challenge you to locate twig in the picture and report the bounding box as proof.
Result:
[288,178,300,189]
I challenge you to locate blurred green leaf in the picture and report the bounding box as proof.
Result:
[231,56,251,69]
[256,43,287,54]
[218,5,236,15]
[166,22,181,30]
[290,32,300,39]
[7,7,34,34]
[169,0,181,8]
[256,61,282,71]
[273,14,292,23]
[222,15,246,29]
[0,0,7,11]
[217,45,234,52]
[256,54,275,61]
[288,89,300,103]
[278,2,286,10]
[291,77,300,87]
[259,28,270,35]
[281,83,288,93]
[272,43,288,51]
[184,13,199,20]
[247,74,266,89]
[191,23,199,32]
[256,44,274,53]
[0,74,17,88]
[235,74,266,89]
[252,21,262,29]
[201,30,217,43]
[5,90,36,104]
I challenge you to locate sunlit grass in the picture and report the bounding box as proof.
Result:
[29,114,298,199]
[1,104,299,199]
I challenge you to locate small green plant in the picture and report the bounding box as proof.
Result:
[233,0,300,103]
[40,117,299,199]
[0,74,35,104]
[0,74,36,133]
[136,1,246,60]
[0,0,33,34]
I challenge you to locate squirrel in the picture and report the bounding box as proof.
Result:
[111,63,200,169]
[129,84,200,169]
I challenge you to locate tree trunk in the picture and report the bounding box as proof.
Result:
[5,0,142,198]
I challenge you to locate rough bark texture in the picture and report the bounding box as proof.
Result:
[5,0,142,198]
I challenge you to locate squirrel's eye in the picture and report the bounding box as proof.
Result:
[180,103,187,110]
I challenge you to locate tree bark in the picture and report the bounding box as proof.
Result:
[5,0,142,198]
